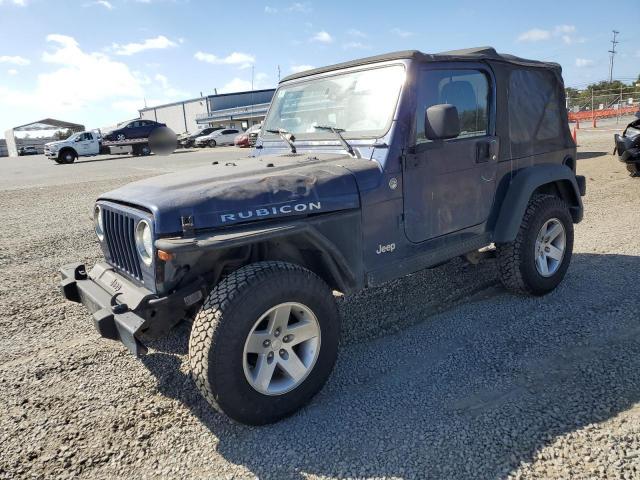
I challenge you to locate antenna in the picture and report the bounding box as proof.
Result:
[277,65,281,82]
[608,30,619,83]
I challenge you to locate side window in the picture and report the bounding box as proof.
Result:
[415,69,490,144]
[508,69,561,146]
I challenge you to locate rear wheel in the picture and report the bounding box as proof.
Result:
[496,194,574,296]
[189,261,339,425]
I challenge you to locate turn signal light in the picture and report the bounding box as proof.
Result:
[157,250,175,262]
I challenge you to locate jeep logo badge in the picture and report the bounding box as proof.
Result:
[110,278,123,292]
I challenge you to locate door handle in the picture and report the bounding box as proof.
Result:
[476,139,499,163]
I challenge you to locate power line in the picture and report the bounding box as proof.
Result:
[608,30,619,83]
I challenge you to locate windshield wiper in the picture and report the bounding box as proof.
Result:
[266,128,296,154]
[314,125,358,158]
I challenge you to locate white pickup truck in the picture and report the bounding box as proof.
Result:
[44,130,154,164]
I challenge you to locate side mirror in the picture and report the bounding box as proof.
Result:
[425,104,460,140]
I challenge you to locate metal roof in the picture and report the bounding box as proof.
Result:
[280,47,561,83]
[12,118,85,131]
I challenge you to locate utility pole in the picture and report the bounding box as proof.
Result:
[250,65,255,125]
[608,30,619,83]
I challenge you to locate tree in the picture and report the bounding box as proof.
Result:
[52,129,72,140]
[566,75,640,110]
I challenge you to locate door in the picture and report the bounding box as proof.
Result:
[403,66,498,243]
[75,132,94,155]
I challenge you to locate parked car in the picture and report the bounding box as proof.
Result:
[613,112,640,176]
[18,146,38,155]
[234,133,249,147]
[235,123,262,147]
[179,127,222,148]
[195,128,241,147]
[60,47,585,425]
[103,119,166,141]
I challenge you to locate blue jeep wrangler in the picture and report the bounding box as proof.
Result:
[61,47,586,425]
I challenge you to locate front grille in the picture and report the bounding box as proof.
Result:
[102,208,143,281]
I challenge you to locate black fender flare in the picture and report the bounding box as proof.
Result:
[493,164,584,243]
[155,212,361,293]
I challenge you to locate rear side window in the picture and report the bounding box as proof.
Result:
[508,69,562,156]
[415,69,489,144]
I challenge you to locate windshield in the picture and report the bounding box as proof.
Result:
[263,64,405,140]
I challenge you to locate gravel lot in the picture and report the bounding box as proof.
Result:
[1,123,639,480]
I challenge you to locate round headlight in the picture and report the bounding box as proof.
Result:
[94,205,104,241]
[135,220,153,266]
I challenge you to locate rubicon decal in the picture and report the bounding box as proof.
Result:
[220,202,322,223]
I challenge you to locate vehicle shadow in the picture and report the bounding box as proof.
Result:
[577,151,608,160]
[54,150,196,165]
[141,252,640,479]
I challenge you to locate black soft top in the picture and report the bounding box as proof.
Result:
[280,47,561,83]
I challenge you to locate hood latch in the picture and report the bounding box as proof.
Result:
[181,215,195,237]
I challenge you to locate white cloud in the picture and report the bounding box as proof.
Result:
[575,58,594,68]
[0,35,144,115]
[554,25,575,34]
[112,35,177,55]
[0,0,28,5]
[93,0,113,9]
[311,31,333,43]
[347,28,367,38]
[219,78,252,93]
[390,28,414,38]
[0,35,192,130]
[154,73,188,97]
[264,5,277,13]
[343,41,368,50]
[286,2,311,13]
[517,28,551,42]
[290,64,314,73]
[7,69,18,75]
[194,51,255,69]
[0,55,30,66]
[518,24,584,44]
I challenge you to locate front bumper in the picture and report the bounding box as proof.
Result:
[614,134,640,163]
[60,262,207,357]
[60,263,149,356]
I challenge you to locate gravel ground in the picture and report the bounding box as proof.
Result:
[0,122,639,479]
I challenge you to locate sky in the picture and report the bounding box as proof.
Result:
[0,0,638,132]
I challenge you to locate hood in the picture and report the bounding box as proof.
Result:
[45,139,69,147]
[99,153,372,235]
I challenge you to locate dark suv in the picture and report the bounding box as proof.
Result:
[103,119,166,141]
[60,47,585,425]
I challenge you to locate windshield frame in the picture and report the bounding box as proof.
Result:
[262,61,407,142]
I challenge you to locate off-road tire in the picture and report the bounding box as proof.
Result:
[188,261,340,425]
[626,163,640,177]
[496,194,574,296]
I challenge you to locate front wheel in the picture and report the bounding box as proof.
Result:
[626,163,640,177]
[496,194,574,296]
[189,261,339,425]
[208,140,217,148]
[59,150,77,164]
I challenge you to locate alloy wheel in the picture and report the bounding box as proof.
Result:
[534,218,566,277]
[242,302,321,395]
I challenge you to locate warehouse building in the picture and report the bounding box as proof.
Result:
[139,89,275,135]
